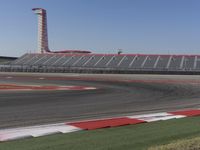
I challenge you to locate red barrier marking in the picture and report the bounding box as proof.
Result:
[0,84,96,91]
[69,117,145,130]
[0,84,30,90]
[170,110,200,117]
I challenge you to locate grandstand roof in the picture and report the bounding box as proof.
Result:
[50,50,92,54]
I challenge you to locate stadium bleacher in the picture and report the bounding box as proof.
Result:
[1,53,200,74]
[0,56,17,65]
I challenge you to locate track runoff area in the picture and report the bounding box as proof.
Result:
[1,73,200,146]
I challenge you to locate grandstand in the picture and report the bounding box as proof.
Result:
[0,53,199,74]
[0,56,17,65]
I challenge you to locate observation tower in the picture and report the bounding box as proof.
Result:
[32,8,50,53]
[32,8,91,54]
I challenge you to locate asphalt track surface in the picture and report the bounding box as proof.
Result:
[1,73,200,129]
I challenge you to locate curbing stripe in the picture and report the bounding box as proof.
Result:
[0,135,34,142]
[69,117,145,130]
[169,109,200,117]
[0,124,81,141]
[127,112,185,122]
[1,109,200,142]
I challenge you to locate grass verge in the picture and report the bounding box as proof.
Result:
[1,116,200,150]
[148,137,200,150]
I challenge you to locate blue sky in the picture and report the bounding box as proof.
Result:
[0,0,200,57]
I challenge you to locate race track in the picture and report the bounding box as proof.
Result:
[1,73,200,129]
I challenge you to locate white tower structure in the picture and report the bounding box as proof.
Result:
[32,8,50,53]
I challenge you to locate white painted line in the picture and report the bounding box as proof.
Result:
[83,87,97,90]
[38,77,45,80]
[59,86,75,88]
[56,86,97,90]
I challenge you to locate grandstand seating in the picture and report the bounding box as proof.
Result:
[1,53,200,74]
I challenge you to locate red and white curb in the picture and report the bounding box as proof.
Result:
[1,109,200,142]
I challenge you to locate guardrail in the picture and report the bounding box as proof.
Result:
[0,65,200,75]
